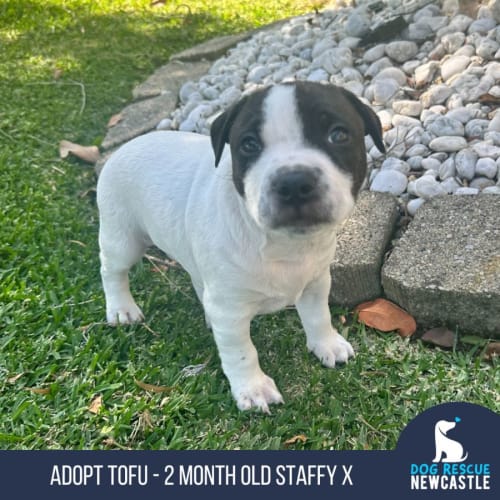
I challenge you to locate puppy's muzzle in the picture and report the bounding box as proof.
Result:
[271,168,321,207]
[265,166,332,231]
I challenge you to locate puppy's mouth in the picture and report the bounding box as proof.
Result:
[268,204,334,233]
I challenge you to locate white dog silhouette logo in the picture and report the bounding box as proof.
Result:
[432,417,468,463]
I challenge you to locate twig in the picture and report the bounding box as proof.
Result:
[68,78,87,115]
[25,79,87,115]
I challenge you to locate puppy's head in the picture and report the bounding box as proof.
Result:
[211,82,384,233]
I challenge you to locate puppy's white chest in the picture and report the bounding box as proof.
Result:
[253,259,320,313]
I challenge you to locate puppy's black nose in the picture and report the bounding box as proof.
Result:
[271,169,319,205]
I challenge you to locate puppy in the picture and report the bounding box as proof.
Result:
[96,81,385,412]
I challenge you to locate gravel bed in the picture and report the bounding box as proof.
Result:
[156,0,500,214]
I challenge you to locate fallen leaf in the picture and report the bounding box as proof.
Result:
[181,363,207,377]
[59,140,100,164]
[134,379,173,393]
[68,239,87,247]
[478,93,500,105]
[107,112,123,128]
[421,327,455,348]
[355,298,417,337]
[25,387,50,395]
[7,373,24,384]
[284,434,307,447]
[102,437,129,450]
[484,342,500,361]
[88,394,103,414]
[53,68,64,80]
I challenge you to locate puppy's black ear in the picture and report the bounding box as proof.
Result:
[210,97,247,167]
[341,88,386,153]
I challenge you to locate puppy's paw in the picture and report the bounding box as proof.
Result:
[106,300,144,325]
[232,374,284,414]
[308,331,355,368]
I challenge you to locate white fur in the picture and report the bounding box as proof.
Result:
[97,86,356,412]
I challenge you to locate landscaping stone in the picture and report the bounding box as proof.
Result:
[170,33,253,62]
[101,93,178,151]
[133,60,212,100]
[382,195,500,337]
[330,191,399,307]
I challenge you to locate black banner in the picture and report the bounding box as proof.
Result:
[1,402,497,499]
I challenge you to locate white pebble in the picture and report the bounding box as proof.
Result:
[420,85,453,108]
[363,44,386,63]
[414,176,447,199]
[454,187,480,195]
[441,55,471,81]
[407,197,426,216]
[429,136,467,152]
[421,158,441,171]
[475,157,498,178]
[370,169,408,196]
[392,100,422,117]
[472,141,500,159]
[385,41,418,62]
[381,157,410,174]
[470,177,496,190]
[441,177,461,193]
[439,157,456,180]
[482,186,500,194]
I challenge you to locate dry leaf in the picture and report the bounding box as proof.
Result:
[478,93,500,105]
[107,113,123,128]
[53,68,63,80]
[284,434,307,446]
[355,298,417,337]
[68,239,87,247]
[484,342,500,361]
[421,327,455,348]
[88,394,103,414]
[7,373,24,384]
[59,140,100,164]
[134,379,172,393]
[102,437,129,450]
[25,387,50,395]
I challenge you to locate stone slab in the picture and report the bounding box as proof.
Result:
[330,191,399,307]
[382,195,500,337]
[170,33,252,62]
[170,19,290,62]
[133,59,212,100]
[101,93,176,151]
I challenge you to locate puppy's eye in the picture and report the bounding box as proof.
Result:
[240,136,262,156]
[327,127,350,144]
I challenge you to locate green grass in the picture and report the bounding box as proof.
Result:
[0,0,498,450]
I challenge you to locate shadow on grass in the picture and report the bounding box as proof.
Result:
[0,0,256,145]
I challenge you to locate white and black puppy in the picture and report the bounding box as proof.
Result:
[96,81,385,413]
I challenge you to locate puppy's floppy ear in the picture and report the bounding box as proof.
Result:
[210,96,247,167]
[341,88,386,153]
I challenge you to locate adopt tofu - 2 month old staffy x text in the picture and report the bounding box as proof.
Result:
[96,81,385,412]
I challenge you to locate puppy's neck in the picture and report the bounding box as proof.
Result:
[259,226,337,262]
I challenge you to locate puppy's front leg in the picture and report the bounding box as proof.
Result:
[296,270,354,368]
[204,296,283,413]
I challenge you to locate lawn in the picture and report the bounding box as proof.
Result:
[0,0,497,450]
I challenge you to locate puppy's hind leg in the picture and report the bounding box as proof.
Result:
[99,223,147,325]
